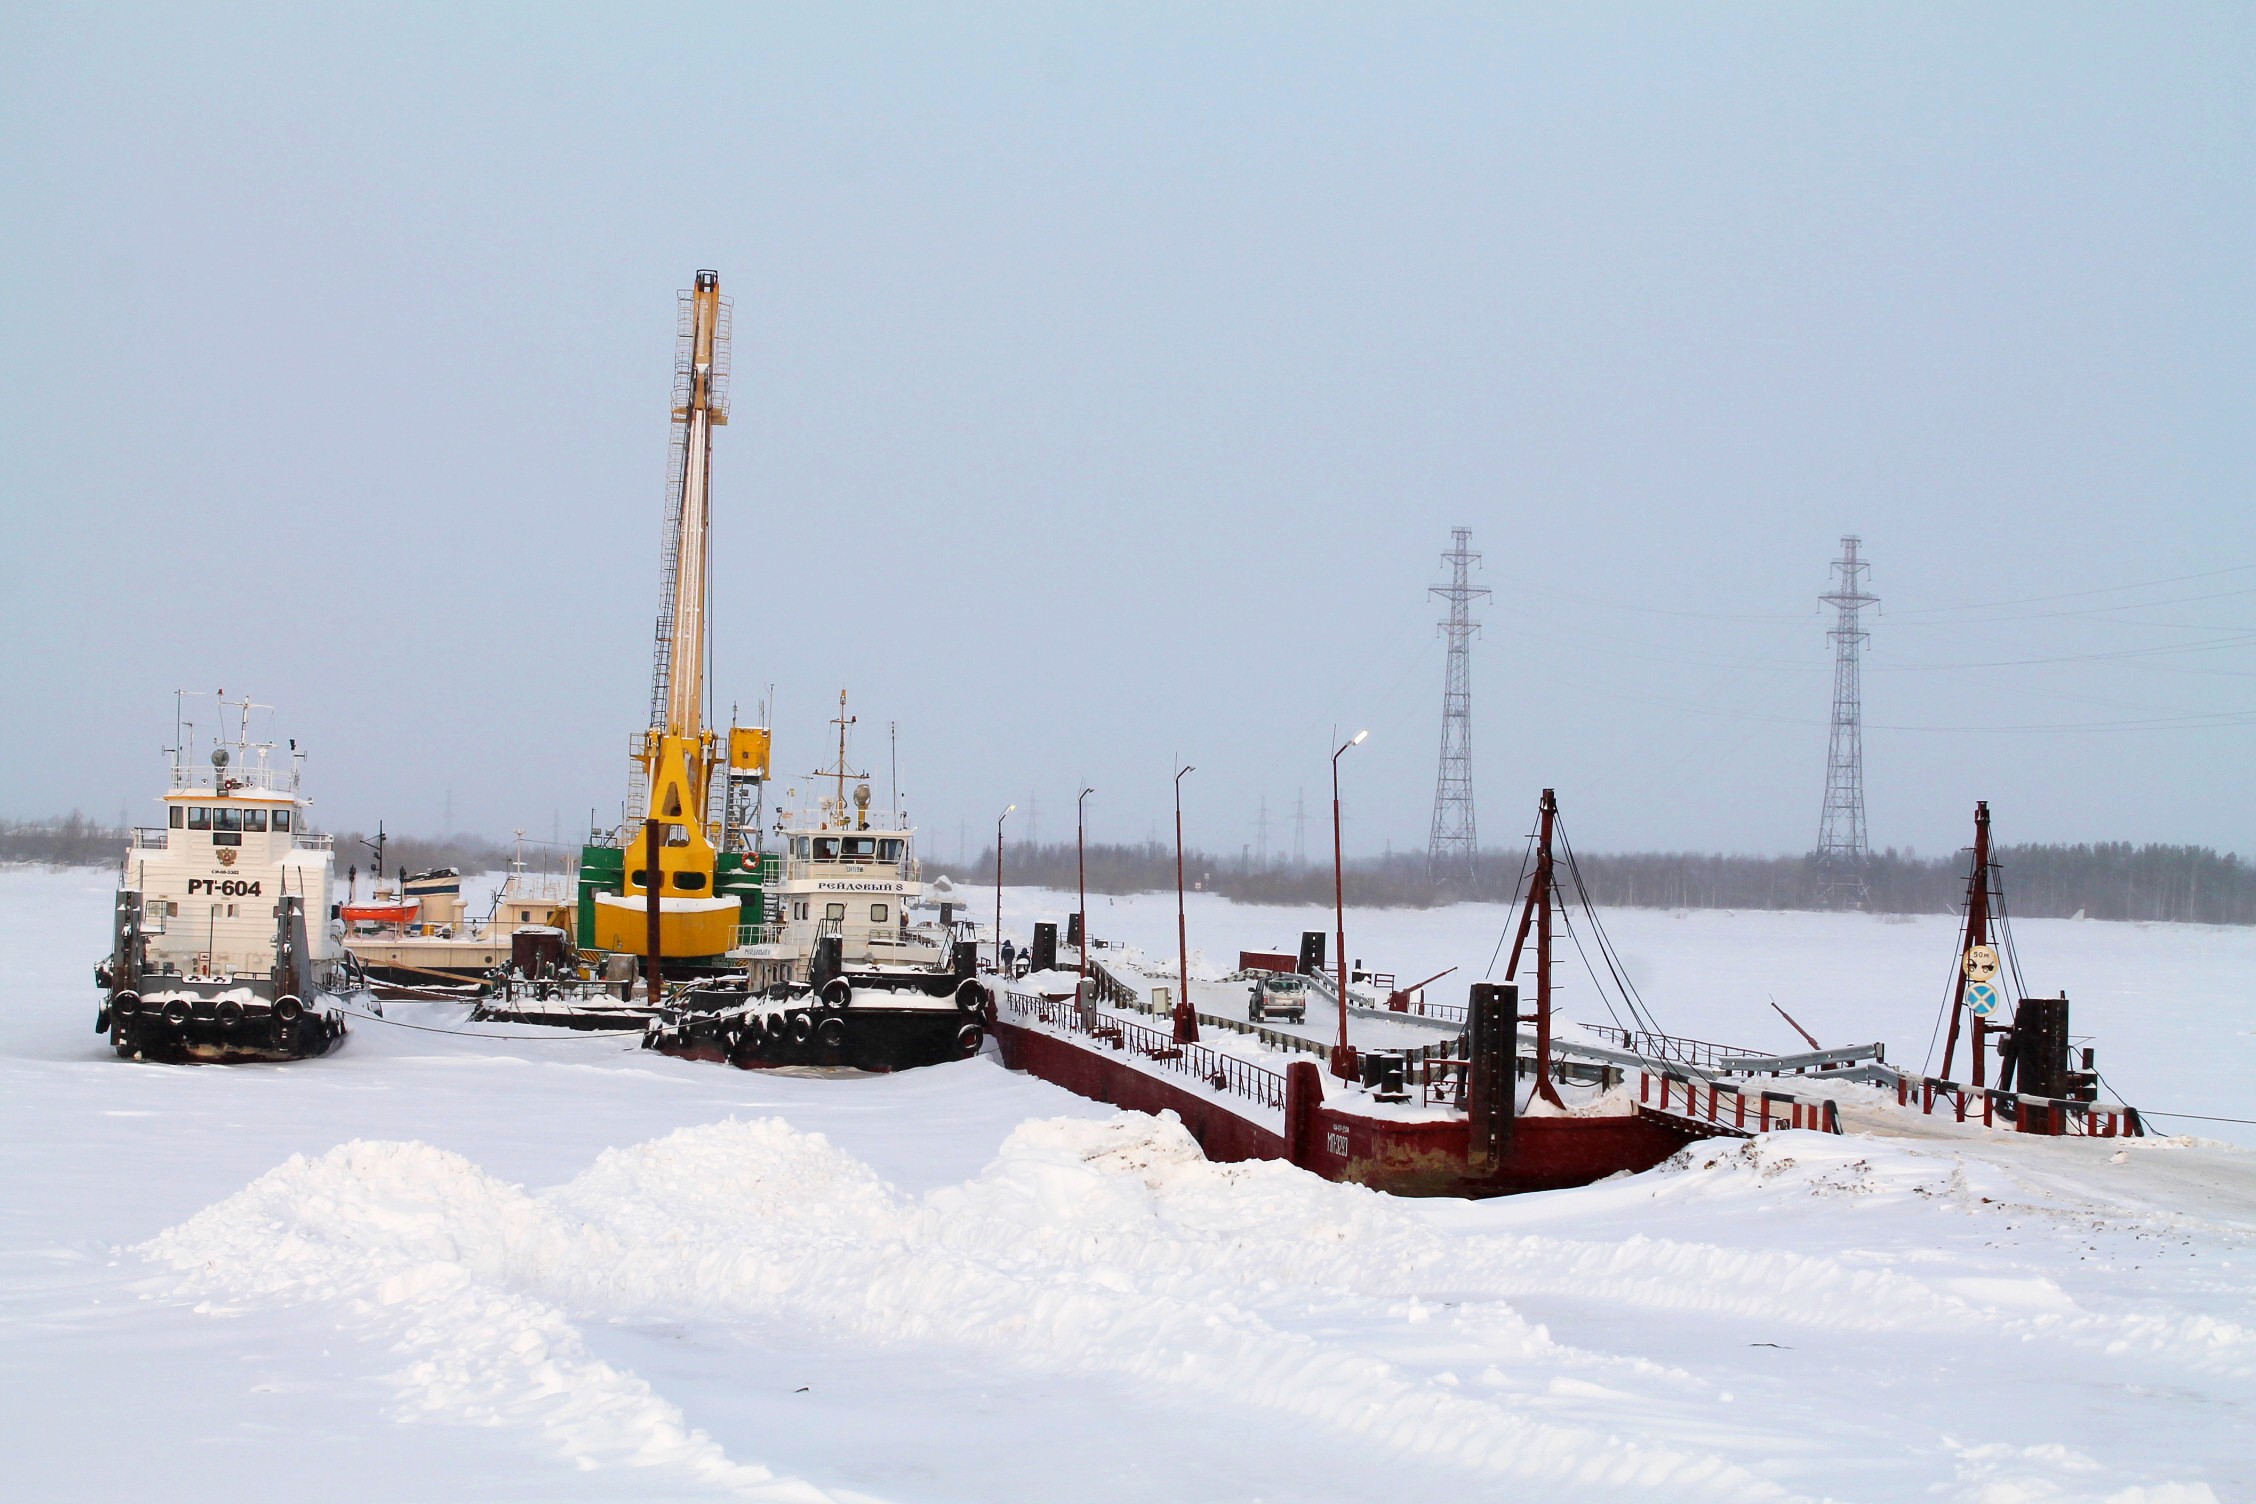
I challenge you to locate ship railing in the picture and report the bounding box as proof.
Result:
[776,808,915,833]
[996,986,1289,1112]
[127,828,332,853]
[1589,1026,1763,1072]
[1412,1038,1625,1107]
[1887,1071,2143,1138]
[1639,1070,1839,1136]
[167,762,297,795]
[1384,994,1468,1023]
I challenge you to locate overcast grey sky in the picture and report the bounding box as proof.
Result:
[3,4,2250,863]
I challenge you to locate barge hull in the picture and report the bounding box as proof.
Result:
[990,1013,1711,1198]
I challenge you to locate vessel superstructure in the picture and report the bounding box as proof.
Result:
[96,695,349,1061]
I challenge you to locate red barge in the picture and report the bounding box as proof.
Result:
[988,789,1782,1199]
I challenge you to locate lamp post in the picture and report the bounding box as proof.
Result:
[1173,765,1198,1044]
[1077,787,1095,993]
[994,803,1015,973]
[1330,729,1367,1079]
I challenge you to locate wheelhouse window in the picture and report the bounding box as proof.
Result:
[878,839,903,861]
[870,903,888,924]
[792,837,810,859]
[186,808,210,830]
[243,809,268,833]
[272,809,292,832]
[214,808,243,833]
[843,837,876,860]
[813,837,840,860]
[169,807,183,829]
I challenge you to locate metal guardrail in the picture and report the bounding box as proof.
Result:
[1887,1071,2142,1138]
[1588,1026,1763,1071]
[997,988,1290,1111]
[1641,1070,1840,1135]
[1720,1043,1887,1074]
[126,829,333,853]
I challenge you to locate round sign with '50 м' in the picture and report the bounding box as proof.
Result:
[1963,944,2000,983]
[1966,981,2003,1020]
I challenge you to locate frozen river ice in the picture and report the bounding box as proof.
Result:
[3,866,2251,1502]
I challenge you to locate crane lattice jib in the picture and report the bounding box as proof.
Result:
[648,271,732,741]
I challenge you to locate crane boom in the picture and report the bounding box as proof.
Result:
[654,269,729,739]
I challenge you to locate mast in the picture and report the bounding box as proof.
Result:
[809,690,867,829]
[1504,789,1565,1109]
[1940,801,1993,1084]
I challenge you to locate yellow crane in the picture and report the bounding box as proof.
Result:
[588,270,769,962]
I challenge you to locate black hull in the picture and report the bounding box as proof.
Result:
[102,1005,346,1063]
[647,986,987,1073]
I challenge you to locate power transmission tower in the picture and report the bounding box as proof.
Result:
[1291,789,1307,868]
[1254,795,1270,867]
[1816,535,1879,907]
[1427,527,1490,881]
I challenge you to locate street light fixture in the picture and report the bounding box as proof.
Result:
[994,803,1015,973]
[1077,787,1095,994]
[1173,765,1198,1044]
[1330,729,1367,1079]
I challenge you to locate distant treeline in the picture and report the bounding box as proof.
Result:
[14,813,2254,923]
[0,814,533,884]
[0,813,126,867]
[956,839,2256,924]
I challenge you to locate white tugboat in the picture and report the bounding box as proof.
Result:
[646,691,988,1071]
[95,695,350,1062]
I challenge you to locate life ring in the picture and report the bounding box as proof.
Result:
[955,1022,984,1056]
[819,978,852,1012]
[953,979,988,1015]
[815,1015,846,1049]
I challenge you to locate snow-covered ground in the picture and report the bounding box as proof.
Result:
[5,865,2252,1502]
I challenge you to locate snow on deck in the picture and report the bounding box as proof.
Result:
[5,867,2252,1502]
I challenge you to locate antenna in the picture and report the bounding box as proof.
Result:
[1816,535,1879,906]
[1427,527,1489,881]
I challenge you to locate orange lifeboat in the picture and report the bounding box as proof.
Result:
[341,898,419,927]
